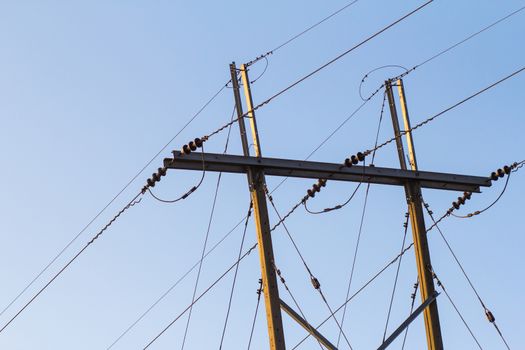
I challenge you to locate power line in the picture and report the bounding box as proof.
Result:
[337,91,388,346]
[180,105,238,350]
[106,211,250,349]
[0,80,230,321]
[218,201,253,349]
[365,66,525,156]
[247,279,263,350]
[143,242,259,349]
[246,0,360,66]
[360,4,525,101]
[430,269,484,350]
[267,194,353,349]
[394,4,525,81]
[0,192,144,334]
[382,212,411,342]
[248,1,433,117]
[423,199,512,350]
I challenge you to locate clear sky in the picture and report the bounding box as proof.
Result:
[0,1,524,349]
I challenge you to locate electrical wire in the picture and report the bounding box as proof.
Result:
[147,145,206,203]
[245,0,361,66]
[423,200,512,349]
[218,201,253,349]
[247,1,433,117]
[430,269,484,350]
[401,279,419,350]
[393,4,525,82]
[365,66,525,157]
[451,172,511,218]
[273,264,325,350]
[143,242,259,349]
[106,212,249,349]
[382,212,411,342]
[0,192,144,334]
[180,106,238,350]
[267,194,353,350]
[247,279,263,350]
[0,79,230,321]
[336,90,387,346]
[359,65,408,101]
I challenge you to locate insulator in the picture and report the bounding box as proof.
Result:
[147,178,155,187]
[307,189,315,198]
[452,201,460,210]
[318,179,327,187]
[344,158,352,167]
[351,155,359,165]
[189,141,197,151]
[497,168,505,178]
[159,167,167,176]
[485,309,495,323]
[152,173,160,182]
[357,152,365,162]
[503,165,511,174]
[463,192,471,200]
[182,144,191,155]
[195,137,203,148]
[310,277,321,290]
[313,184,320,192]
[490,172,498,181]
[458,197,465,205]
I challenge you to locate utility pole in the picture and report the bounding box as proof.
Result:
[385,79,444,350]
[229,62,286,350]
[163,67,491,350]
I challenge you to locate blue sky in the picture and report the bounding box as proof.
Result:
[0,1,524,349]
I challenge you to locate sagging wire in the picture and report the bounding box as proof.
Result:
[304,89,387,215]
[146,144,206,204]
[430,268,484,350]
[382,212,411,343]
[423,198,512,350]
[363,66,525,158]
[247,279,263,350]
[451,161,523,219]
[359,65,408,101]
[0,192,144,335]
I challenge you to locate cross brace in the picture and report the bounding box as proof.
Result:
[165,151,491,193]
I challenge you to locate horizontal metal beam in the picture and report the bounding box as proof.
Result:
[280,299,337,350]
[164,151,491,192]
[378,291,440,350]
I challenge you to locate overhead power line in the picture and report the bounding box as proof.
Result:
[0,80,230,321]
[246,0,360,66]
[0,192,144,334]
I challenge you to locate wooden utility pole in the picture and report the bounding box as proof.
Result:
[229,62,286,350]
[385,79,444,350]
[164,68,491,350]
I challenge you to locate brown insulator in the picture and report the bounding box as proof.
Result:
[313,184,320,192]
[351,155,359,165]
[357,152,365,162]
[503,165,511,174]
[497,168,505,178]
[147,178,155,187]
[344,158,352,167]
[307,189,315,198]
[182,144,191,155]
[195,137,203,148]
[189,141,197,151]
[452,201,460,210]
[490,172,498,181]
[463,192,471,200]
[485,309,495,323]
